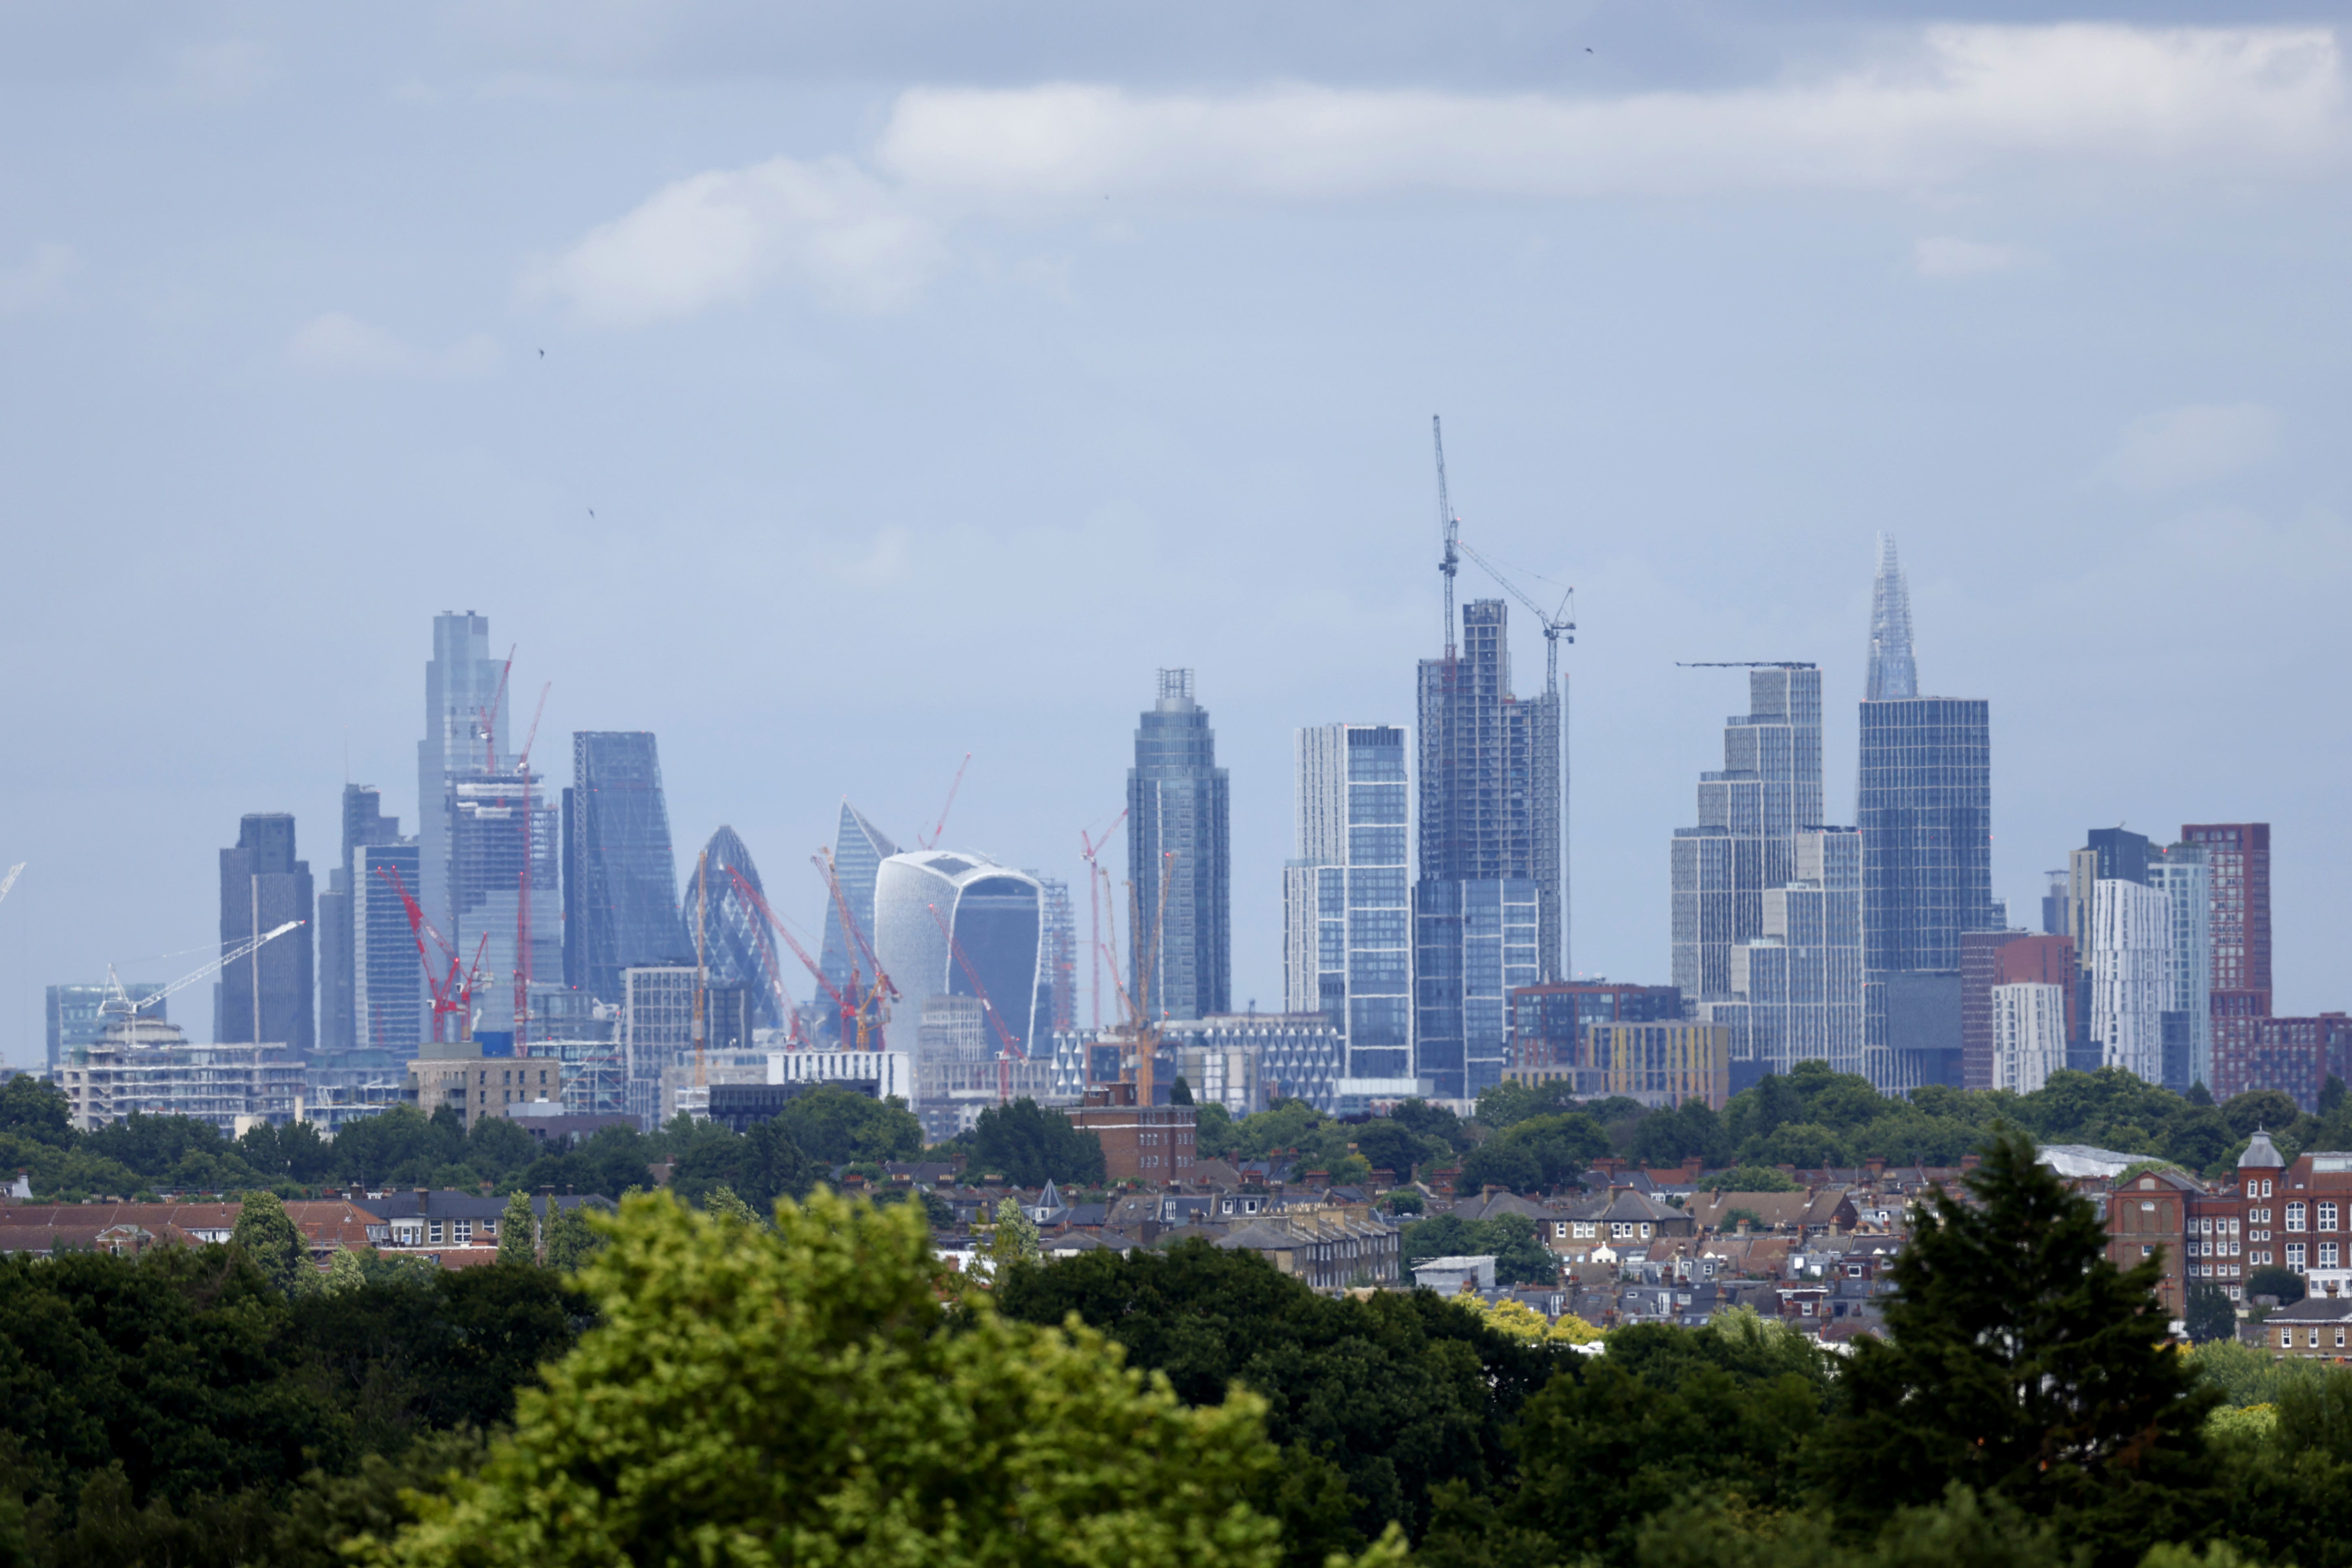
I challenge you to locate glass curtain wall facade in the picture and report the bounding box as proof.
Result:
[318,785,401,1053]
[1857,699,1995,972]
[819,802,899,1020]
[1128,669,1231,1021]
[1414,877,1538,1097]
[871,850,1045,1060]
[1284,723,1412,1080]
[47,983,166,1072]
[1702,827,1864,1083]
[2148,842,2213,1092]
[417,613,509,943]
[448,765,561,1037]
[680,826,785,1033]
[563,732,686,1005]
[216,814,314,1052]
[354,842,423,1050]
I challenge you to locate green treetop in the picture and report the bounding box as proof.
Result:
[231,1189,309,1296]
[361,1187,1403,1568]
[497,1191,538,1267]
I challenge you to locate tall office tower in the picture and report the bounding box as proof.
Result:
[562,732,686,1005]
[872,850,1044,1057]
[1991,982,2069,1093]
[1284,723,1413,1080]
[417,613,510,944]
[1854,537,1996,1092]
[2092,878,2170,1083]
[317,785,401,1052]
[819,802,899,1015]
[1032,875,1076,1037]
[1417,600,1564,979]
[215,814,314,1051]
[2040,871,2068,936]
[2183,823,2272,1006]
[1702,827,1865,1082]
[1414,878,1539,1096]
[1128,669,1231,1022]
[449,760,561,1038]
[1958,931,2075,1090]
[1670,665,1824,1002]
[679,826,784,1033]
[2148,842,2213,1092]
[353,840,422,1049]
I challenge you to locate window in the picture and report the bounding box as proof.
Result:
[2325,1243,2342,1269]
[2288,1244,2307,1270]
[2289,1203,2308,1232]
[2281,1328,2294,1348]
[2325,1203,2341,1231]
[2312,1328,2324,1349]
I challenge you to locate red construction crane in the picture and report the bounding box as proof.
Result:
[928,902,1023,1103]
[726,865,841,1046]
[512,680,551,1047]
[813,848,898,1048]
[376,862,487,1043]
[918,753,972,850]
[1079,808,1127,1030]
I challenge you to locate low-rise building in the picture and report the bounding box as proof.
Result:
[59,1015,305,1135]
[1070,1087,1197,1183]
[407,1041,564,1131]
[2249,1295,2352,1357]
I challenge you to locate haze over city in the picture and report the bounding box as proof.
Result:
[3,4,2349,1064]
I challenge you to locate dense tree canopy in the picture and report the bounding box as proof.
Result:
[960,1097,1106,1186]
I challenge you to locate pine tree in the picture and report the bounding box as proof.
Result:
[231,1190,309,1296]
[1808,1131,2218,1563]
[498,1191,539,1267]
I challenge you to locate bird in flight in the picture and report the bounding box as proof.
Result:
[587,509,596,519]
[538,348,545,357]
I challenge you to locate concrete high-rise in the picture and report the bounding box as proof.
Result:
[1991,982,2068,1093]
[1128,669,1230,1022]
[317,785,400,1053]
[563,732,685,1005]
[1855,537,1997,1092]
[2148,841,2213,1091]
[1670,665,1824,1002]
[47,983,165,1073]
[215,814,314,1051]
[2092,879,2170,1083]
[449,758,560,1040]
[2183,823,2271,1005]
[1700,827,1865,1082]
[1285,723,1413,1080]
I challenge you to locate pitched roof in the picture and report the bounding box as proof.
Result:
[2241,1130,2287,1170]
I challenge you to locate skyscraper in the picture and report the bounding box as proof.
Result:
[871,850,1045,1056]
[449,758,560,1038]
[2148,841,2213,1091]
[563,732,686,1005]
[1128,669,1230,1022]
[679,826,783,1033]
[417,613,509,944]
[47,983,165,1073]
[819,802,899,1020]
[1670,665,1824,1001]
[317,785,401,1053]
[215,814,314,1051]
[1701,827,1866,1081]
[2093,879,2170,1083]
[2183,823,2271,1005]
[1285,723,1413,1080]
[353,839,422,1050]
[1855,537,1997,1090]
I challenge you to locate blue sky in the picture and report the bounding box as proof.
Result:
[2,4,2348,1058]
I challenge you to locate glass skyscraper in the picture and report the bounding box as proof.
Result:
[417,613,509,944]
[216,813,314,1051]
[819,801,899,1021]
[317,784,401,1053]
[1284,723,1412,1080]
[563,731,686,1006]
[871,849,1045,1056]
[1856,536,1997,1091]
[680,825,785,1033]
[1128,669,1230,1022]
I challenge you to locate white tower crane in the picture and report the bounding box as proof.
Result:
[100,920,305,1027]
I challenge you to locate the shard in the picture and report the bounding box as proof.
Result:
[1865,533,1919,702]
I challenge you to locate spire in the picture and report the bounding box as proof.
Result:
[1865,533,1919,702]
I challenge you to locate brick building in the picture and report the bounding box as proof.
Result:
[2183,823,2270,998]
[1071,1086,1197,1183]
[1958,932,2075,1090]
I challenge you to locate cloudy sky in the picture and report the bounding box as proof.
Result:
[2,3,2348,1060]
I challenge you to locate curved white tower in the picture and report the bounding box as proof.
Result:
[871,851,1044,1061]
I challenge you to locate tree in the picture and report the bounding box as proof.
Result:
[1193,1102,1238,1160]
[321,1246,368,1297]
[669,1118,815,1211]
[1401,1213,1558,1287]
[1389,1098,1471,1153]
[1703,1165,1799,1193]
[1807,1132,2218,1562]
[701,1185,762,1227]
[2221,1090,2300,1141]
[773,1085,924,1165]
[543,1204,604,1272]
[1170,1075,1194,1106]
[985,1195,1041,1276]
[0,1075,73,1145]
[2185,1282,2237,1346]
[232,1191,310,1296]
[1460,1114,1610,1194]
[363,1189,1402,1568]
[967,1098,1107,1187]
[2246,1263,2304,1306]
[497,1192,538,1267]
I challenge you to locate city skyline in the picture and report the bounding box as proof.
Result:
[4,12,2350,1064]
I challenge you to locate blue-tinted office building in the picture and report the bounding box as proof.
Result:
[1284,723,1412,1079]
[1129,669,1231,1021]
[563,732,686,1005]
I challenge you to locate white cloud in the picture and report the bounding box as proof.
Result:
[875,26,2343,201]
[286,313,500,378]
[1912,236,2036,277]
[2099,403,2281,491]
[532,155,941,327]
[0,244,74,313]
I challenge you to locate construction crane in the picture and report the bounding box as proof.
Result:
[1434,415,1460,658]
[927,903,1025,1103]
[1457,537,1576,976]
[1107,852,1174,1109]
[1078,809,1127,1030]
[726,865,834,1046]
[918,754,972,849]
[813,848,899,1048]
[377,862,489,1043]
[511,680,550,1048]
[476,645,515,772]
[98,919,303,1024]
[0,864,22,909]
[692,848,710,1095]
